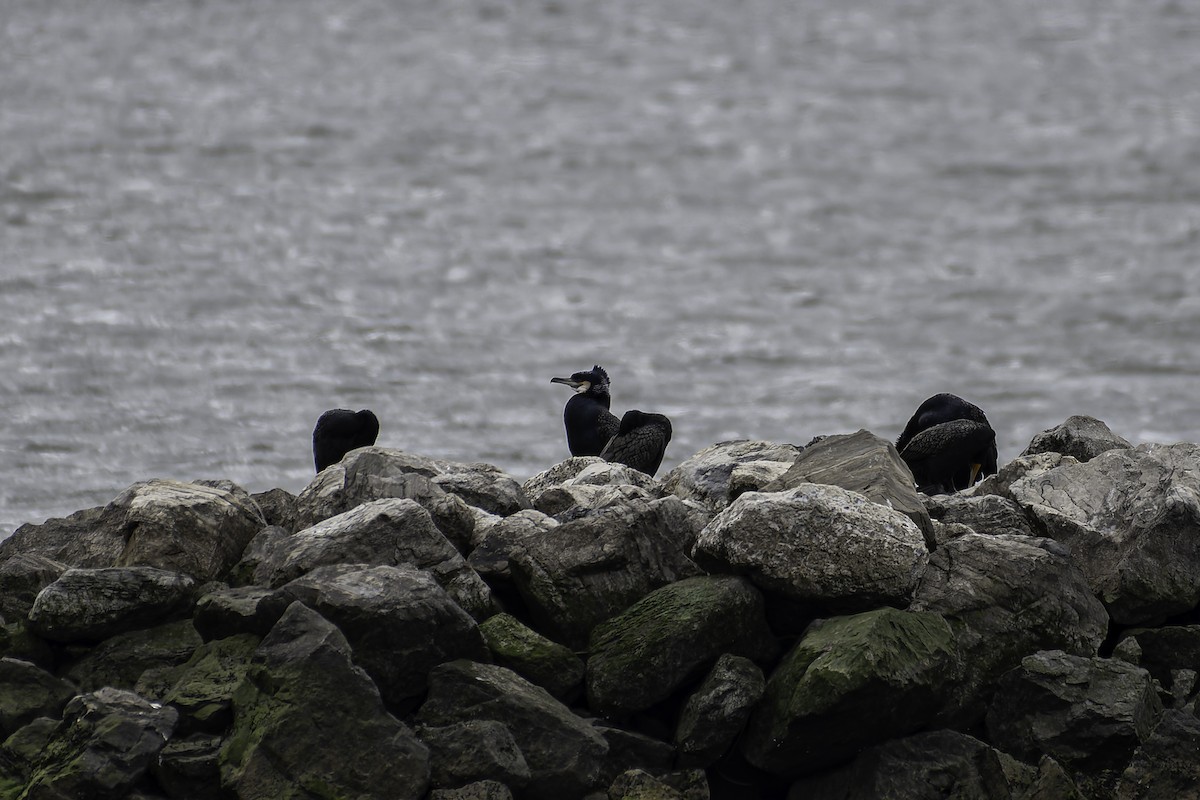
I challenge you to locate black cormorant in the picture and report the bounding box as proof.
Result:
[550,365,621,457]
[599,409,673,477]
[312,408,379,472]
[897,393,998,494]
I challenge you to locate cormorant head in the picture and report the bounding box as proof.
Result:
[551,365,610,396]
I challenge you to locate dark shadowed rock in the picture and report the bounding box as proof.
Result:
[503,497,703,649]
[0,505,120,570]
[255,497,496,620]
[592,724,677,786]
[662,440,804,514]
[153,734,224,800]
[429,782,515,800]
[0,622,54,671]
[1004,443,1200,624]
[742,607,961,777]
[586,576,777,718]
[64,618,202,694]
[249,487,298,531]
[276,563,489,711]
[1112,625,1200,701]
[762,429,933,540]
[1022,415,1133,463]
[418,660,609,800]
[161,633,260,734]
[911,533,1109,727]
[0,554,68,623]
[226,524,292,587]
[191,584,291,641]
[0,658,76,739]
[986,650,1163,795]
[28,566,197,643]
[418,719,531,791]
[1115,709,1200,800]
[674,654,766,768]
[16,687,179,799]
[294,446,528,528]
[480,612,585,702]
[219,602,430,799]
[693,485,928,614]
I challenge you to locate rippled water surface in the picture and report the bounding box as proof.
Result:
[3,0,1199,536]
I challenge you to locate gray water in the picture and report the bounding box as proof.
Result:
[3,0,1199,538]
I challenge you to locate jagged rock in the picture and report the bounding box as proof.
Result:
[153,734,223,800]
[254,498,496,620]
[161,633,260,734]
[429,782,515,800]
[971,452,1079,497]
[219,602,430,799]
[501,498,703,649]
[293,446,528,528]
[0,554,68,622]
[1112,626,1200,702]
[762,429,933,541]
[468,508,558,584]
[586,576,777,718]
[28,566,196,643]
[250,487,298,531]
[742,607,961,777]
[16,687,179,799]
[911,533,1109,726]
[191,585,291,641]
[522,457,608,500]
[693,485,929,614]
[675,654,766,767]
[535,483,655,518]
[480,613,585,702]
[418,719,531,790]
[1004,443,1200,624]
[592,724,676,786]
[0,622,55,670]
[923,493,1039,539]
[64,619,202,693]
[662,440,804,514]
[0,658,75,739]
[786,729,1081,800]
[607,769,687,800]
[275,563,489,711]
[108,479,266,582]
[418,660,609,800]
[1022,415,1133,463]
[526,461,665,518]
[226,525,292,587]
[0,505,120,570]
[986,650,1163,794]
[1115,709,1200,799]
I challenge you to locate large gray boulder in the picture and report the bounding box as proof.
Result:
[418,719,532,792]
[1022,415,1133,463]
[1004,443,1200,624]
[742,607,961,777]
[64,618,202,694]
[586,575,777,718]
[0,554,68,622]
[923,493,1039,539]
[662,440,804,513]
[693,485,929,614]
[479,613,585,702]
[498,497,703,649]
[674,654,766,768]
[522,458,661,511]
[253,498,496,620]
[295,447,528,528]
[911,533,1109,726]
[28,566,196,643]
[276,563,489,711]
[191,585,292,641]
[787,729,1084,800]
[762,429,933,540]
[986,650,1163,795]
[0,505,119,570]
[0,657,76,739]
[12,687,179,799]
[418,660,610,800]
[219,602,430,799]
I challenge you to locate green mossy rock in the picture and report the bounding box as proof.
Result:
[162,633,260,734]
[480,613,584,701]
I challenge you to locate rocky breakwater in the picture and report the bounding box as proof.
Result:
[1,419,1199,799]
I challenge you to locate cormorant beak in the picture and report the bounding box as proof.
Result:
[550,377,589,393]
[969,463,982,485]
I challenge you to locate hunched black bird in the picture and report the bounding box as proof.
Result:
[599,409,673,477]
[896,393,998,495]
[550,365,621,457]
[312,408,380,472]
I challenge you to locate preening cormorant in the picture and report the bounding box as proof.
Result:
[312,408,380,472]
[550,365,621,457]
[599,409,673,477]
[897,393,998,494]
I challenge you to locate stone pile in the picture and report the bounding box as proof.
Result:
[1,417,1199,799]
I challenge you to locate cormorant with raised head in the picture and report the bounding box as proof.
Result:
[897,393,998,494]
[599,409,673,477]
[551,365,621,457]
[312,408,379,472]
